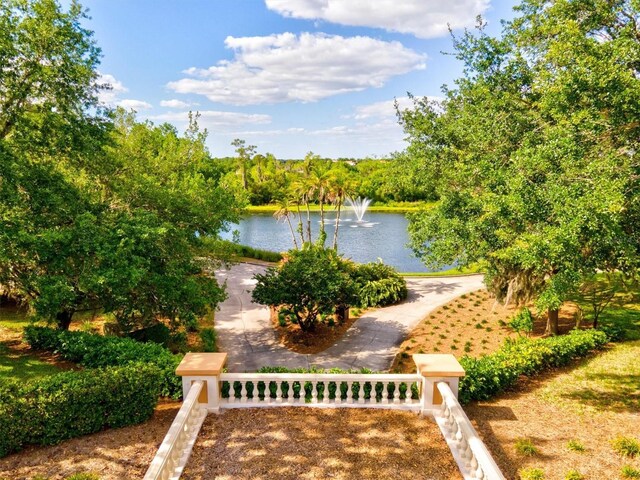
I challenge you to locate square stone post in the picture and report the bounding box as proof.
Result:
[176,352,227,413]
[413,354,465,414]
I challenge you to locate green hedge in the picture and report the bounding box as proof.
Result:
[0,364,161,457]
[458,329,608,404]
[24,326,182,399]
[223,366,419,402]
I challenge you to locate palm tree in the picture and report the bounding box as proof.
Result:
[309,163,332,246]
[274,198,299,249]
[327,172,352,250]
[290,175,311,245]
[231,138,256,190]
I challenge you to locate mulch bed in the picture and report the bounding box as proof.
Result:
[183,407,463,480]
[272,310,363,354]
[465,363,640,479]
[391,289,588,372]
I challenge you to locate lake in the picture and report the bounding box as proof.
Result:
[221,210,436,272]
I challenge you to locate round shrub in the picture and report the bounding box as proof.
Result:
[351,262,408,308]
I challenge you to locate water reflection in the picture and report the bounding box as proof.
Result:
[221,211,434,272]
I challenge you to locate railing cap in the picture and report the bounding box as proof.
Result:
[413,353,465,378]
[176,352,228,376]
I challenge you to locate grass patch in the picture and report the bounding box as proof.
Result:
[519,467,545,480]
[0,342,64,383]
[538,339,640,413]
[564,470,584,480]
[515,438,539,456]
[622,465,640,478]
[401,264,483,276]
[612,437,640,458]
[566,439,585,453]
[0,306,33,330]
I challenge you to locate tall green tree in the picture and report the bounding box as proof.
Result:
[0,0,238,330]
[400,1,640,334]
[0,0,109,158]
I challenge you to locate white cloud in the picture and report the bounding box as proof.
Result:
[352,96,443,120]
[148,110,271,128]
[96,72,128,104]
[265,0,490,39]
[118,99,153,111]
[160,99,195,108]
[167,32,425,105]
[96,73,153,111]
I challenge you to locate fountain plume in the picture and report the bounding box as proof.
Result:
[346,196,371,222]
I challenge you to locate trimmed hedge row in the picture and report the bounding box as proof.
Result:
[458,329,608,404]
[0,364,161,457]
[24,326,183,399]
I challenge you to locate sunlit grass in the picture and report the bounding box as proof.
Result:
[0,342,63,383]
[538,339,640,414]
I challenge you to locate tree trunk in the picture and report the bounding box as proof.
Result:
[335,304,349,324]
[546,308,559,335]
[286,215,299,249]
[295,204,305,244]
[305,201,312,244]
[318,196,325,246]
[332,199,342,250]
[56,310,74,330]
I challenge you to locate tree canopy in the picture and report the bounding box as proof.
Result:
[0,0,238,330]
[400,0,640,333]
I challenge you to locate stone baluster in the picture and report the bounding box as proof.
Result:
[240,382,247,402]
[323,383,331,404]
[393,382,401,404]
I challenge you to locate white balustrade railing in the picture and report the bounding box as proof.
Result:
[219,373,423,411]
[435,382,505,480]
[146,353,505,480]
[144,380,208,480]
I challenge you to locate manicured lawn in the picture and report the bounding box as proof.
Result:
[401,265,483,276]
[0,342,64,383]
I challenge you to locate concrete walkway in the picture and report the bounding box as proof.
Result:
[215,263,485,372]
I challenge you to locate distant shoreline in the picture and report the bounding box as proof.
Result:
[245,202,435,214]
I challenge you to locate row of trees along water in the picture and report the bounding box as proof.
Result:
[212,141,436,206]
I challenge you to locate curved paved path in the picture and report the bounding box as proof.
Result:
[215,263,485,372]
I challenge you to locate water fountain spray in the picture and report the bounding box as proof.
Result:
[346,196,371,223]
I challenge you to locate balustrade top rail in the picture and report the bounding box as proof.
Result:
[437,382,505,480]
[221,372,423,382]
[144,380,206,480]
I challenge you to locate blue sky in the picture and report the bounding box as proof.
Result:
[83,0,518,159]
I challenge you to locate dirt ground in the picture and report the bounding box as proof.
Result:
[466,354,640,479]
[391,289,585,372]
[183,408,462,480]
[0,406,461,480]
[272,308,363,354]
